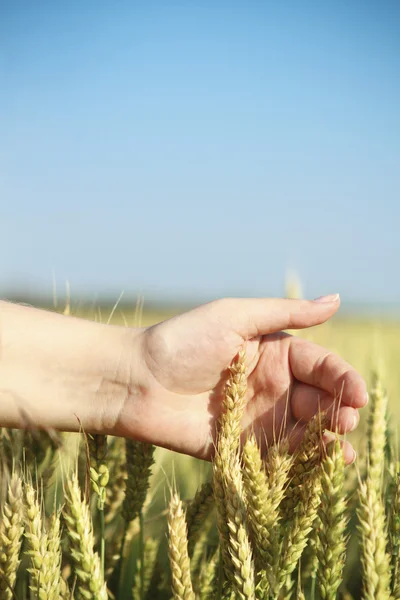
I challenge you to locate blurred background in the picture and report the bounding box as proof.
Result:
[1,0,399,315]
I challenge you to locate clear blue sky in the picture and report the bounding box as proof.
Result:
[1,1,399,305]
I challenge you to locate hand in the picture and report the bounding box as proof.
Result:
[121,296,367,462]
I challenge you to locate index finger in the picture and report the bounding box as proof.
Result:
[289,337,368,409]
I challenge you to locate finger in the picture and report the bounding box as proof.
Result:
[323,433,357,465]
[291,383,360,433]
[288,422,357,465]
[212,295,340,338]
[289,337,368,409]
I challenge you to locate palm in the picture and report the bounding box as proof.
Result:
[138,299,366,461]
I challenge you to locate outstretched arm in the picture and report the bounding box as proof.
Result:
[0,296,368,462]
[0,300,137,434]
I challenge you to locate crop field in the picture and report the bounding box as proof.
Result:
[1,301,400,599]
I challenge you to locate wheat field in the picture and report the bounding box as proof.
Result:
[0,300,399,599]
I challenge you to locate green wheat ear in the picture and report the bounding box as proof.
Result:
[367,368,389,493]
[123,440,155,523]
[317,439,347,600]
[186,481,214,557]
[357,475,391,600]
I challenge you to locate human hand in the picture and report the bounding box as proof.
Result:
[120,295,367,462]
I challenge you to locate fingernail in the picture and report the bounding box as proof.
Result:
[350,413,359,432]
[313,293,340,303]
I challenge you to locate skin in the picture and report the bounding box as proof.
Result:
[0,295,367,463]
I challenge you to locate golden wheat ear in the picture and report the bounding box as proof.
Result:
[271,415,328,598]
[168,491,195,600]
[62,472,108,600]
[0,473,24,600]
[212,349,249,589]
[242,435,275,579]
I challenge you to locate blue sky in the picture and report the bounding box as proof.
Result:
[1,1,399,306]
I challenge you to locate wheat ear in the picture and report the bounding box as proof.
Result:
[63,472,108,600]
[132,537,158,600]
[190,519,214,589]
[357,475,391,600]
[264,439,293,511]
[213,350,248,584]
[24,483,48,599]
[87,433,109,510]
[198,549,219,600]
[46,511,64,598]
[389,465,400,597]
[122,440,155,523]
[25,483,64,599]
[367,370,388,493]
[222,452,255,600]
[105,436,127,525]
[87,433,109,577]
[186,481,214,557]
[272,463,322,596]
[242,435,276,585]
[282,412,328,519]
[0,473,24,600]
[317,439,348,600]
[168,492,195,600]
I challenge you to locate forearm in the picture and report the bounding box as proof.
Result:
[0,301,139,435]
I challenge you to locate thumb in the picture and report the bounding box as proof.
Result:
[214,294,340,338]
